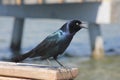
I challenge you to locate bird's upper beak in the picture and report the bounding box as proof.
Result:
[80,22,88,29]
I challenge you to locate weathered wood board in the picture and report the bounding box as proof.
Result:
[0,61,78,80]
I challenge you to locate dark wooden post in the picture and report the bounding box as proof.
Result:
[10,18,24,53]
[88,23,104,60]
[0,0,2,4]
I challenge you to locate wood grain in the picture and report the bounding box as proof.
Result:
[0,61,78,80]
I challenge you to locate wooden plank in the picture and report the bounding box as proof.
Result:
[0,61,78,80]
[16,0,24,5]
[37,0,43,4]
[0,3,100,22]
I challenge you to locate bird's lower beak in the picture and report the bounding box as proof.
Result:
[80,22,88,29]
[81,26,88,29]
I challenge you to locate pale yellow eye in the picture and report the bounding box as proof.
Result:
[76,23,79,26]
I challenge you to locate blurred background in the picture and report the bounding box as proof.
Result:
[0,0,120,80]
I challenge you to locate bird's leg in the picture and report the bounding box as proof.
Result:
[53,58,67,79]
[46,59,51,66]
[54,58,74,79]
[54,58,66,68]
[46,59,65,79]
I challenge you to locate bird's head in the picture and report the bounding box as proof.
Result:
[60,20,87,34]
[68,20,87,34]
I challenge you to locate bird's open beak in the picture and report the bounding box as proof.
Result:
[80,22,88,29]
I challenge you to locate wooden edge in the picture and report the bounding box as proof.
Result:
[0,61,78,80]
[0,76,30,80]
[56,68,78,80]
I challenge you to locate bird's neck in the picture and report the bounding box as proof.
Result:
[60,23,77,36]
[60,23,67,32]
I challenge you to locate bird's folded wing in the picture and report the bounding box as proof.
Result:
[29,33,60,58]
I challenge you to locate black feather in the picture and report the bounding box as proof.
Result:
[11,20,84,62]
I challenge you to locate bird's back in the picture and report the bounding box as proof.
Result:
[26,30,73,59]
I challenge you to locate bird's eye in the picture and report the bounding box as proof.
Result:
[76,22,79,26]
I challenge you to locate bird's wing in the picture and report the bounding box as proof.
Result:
[29,30,63,58]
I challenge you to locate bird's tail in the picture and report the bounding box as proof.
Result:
[11,51,32,62]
